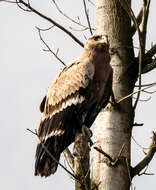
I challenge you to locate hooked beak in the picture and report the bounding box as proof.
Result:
[99,35,109,44]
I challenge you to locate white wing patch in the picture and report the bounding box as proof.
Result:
[49,94,85,117]
[45,129,65,140]
[42,94,85,120]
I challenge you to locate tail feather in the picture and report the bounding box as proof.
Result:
[35,105,81,177]
[35,139,60,177]
[34,128,77,177]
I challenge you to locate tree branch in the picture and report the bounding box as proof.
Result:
[137,165,154,176]
[141,0,151,55]
[63,148,74,170]
[0,0,16,3]
[119,0,144,110]
[82,0,93,35]
[131,6,143,36]
[131,131,156,178]
[94,146,114,163]
[135,82,156,87]
[132,136,149,151]
[142,59,156,73]
[134,44,156,74]
[117,83,156,104]
[88,0,95,7]
[51,0,95,31]
[17,0,84,47]
[36,26,66,66]
[94,143,125,167]
[145,44,156,58]
[143,89,156,94]
[133,123,144,127]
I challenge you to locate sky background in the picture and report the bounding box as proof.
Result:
[0,0,156,189]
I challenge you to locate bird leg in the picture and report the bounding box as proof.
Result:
[82,125,92,138]
[74,107,93,146]
[82,125,93,146]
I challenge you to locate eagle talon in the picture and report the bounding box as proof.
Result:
[81,125,93,147]
[81,125,92,138]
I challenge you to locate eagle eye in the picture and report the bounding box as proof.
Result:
[94,36,101,41]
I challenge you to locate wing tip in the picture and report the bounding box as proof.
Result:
[35,141,60,177]
[34,164,58,177]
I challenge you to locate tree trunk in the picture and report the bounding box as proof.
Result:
[92,0,135,189]
[74,133,90,190]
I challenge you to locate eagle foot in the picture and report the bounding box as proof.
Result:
[82,125,92,138]
[81,125,93,146]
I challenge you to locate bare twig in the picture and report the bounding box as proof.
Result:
[16,0,31,11]
[36,26,66,66]
[27,128,81,182]
[134,44,156,74]
[69,26,94,32]
[131,6,143,36]
[82,0,93,35]
[117,83,156,103]
[51,0,94,31]
[94,143,125,166]
[0,0,16,3]
[63,148,74,170]
[37,25,55,32]
[88,0,95,7]
[17,0,84,47]
[132,96,151,102]
[138,165,154,176]
[143,90,156,94]
[145,44,156,58]
[141,0,151,55]
[133,123,144,127]
[135,82,156,87]
[125,158,132,183]
[132,136,149,150]
[119,0,144,110]
[131,131,156,178]
[112,143,126,166]
[94,146,114,163]
[135,0,151,105]
[142,59,156,73]
[117,143,126,158]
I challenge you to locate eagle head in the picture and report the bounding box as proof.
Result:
[84,34,109,52]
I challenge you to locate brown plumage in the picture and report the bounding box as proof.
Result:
[35,34,113,177]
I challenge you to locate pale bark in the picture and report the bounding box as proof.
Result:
[92,0,135,189]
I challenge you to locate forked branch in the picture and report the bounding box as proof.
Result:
[51,0,95,31]
[17,0,84,47]
[117,83,156,103]
[131,6,143,36]
[36,26,65,66]
[131,131,156,178]
[119,0,148,110]
[94,143,125,167]
[145,44,156,58]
